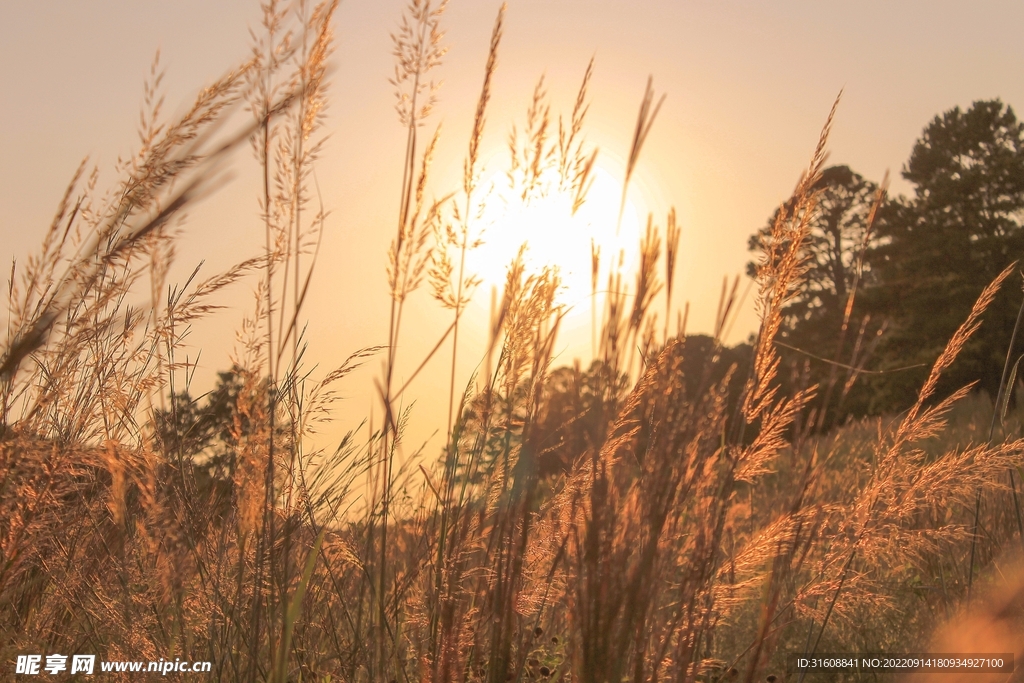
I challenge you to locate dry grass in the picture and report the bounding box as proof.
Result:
[3,3,1024,683]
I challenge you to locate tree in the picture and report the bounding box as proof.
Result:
[153,366,284,513]
[531,337,754,477]
[865,99,1024,412]
[748,165,882,427]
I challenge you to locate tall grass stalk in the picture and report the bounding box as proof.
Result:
[379,1,450,674]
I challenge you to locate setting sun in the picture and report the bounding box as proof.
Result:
[468,165,644,318]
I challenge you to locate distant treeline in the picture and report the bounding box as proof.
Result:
[745,99,1024,429]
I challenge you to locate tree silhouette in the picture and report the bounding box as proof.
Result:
[865,99,1024,412]
[153,366,282,512]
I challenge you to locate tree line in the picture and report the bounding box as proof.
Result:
[748,98,1024,429]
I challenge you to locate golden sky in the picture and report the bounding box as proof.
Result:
[4,0,1024,452]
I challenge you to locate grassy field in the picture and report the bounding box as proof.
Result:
[2,2,1023,681]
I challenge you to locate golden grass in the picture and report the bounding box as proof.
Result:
[3,3,1024,682]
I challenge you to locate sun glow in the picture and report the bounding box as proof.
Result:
[467,166,645,319]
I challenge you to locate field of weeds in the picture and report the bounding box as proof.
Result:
[2,2,1024,682]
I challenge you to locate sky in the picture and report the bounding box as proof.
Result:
[4,0,1024,453]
